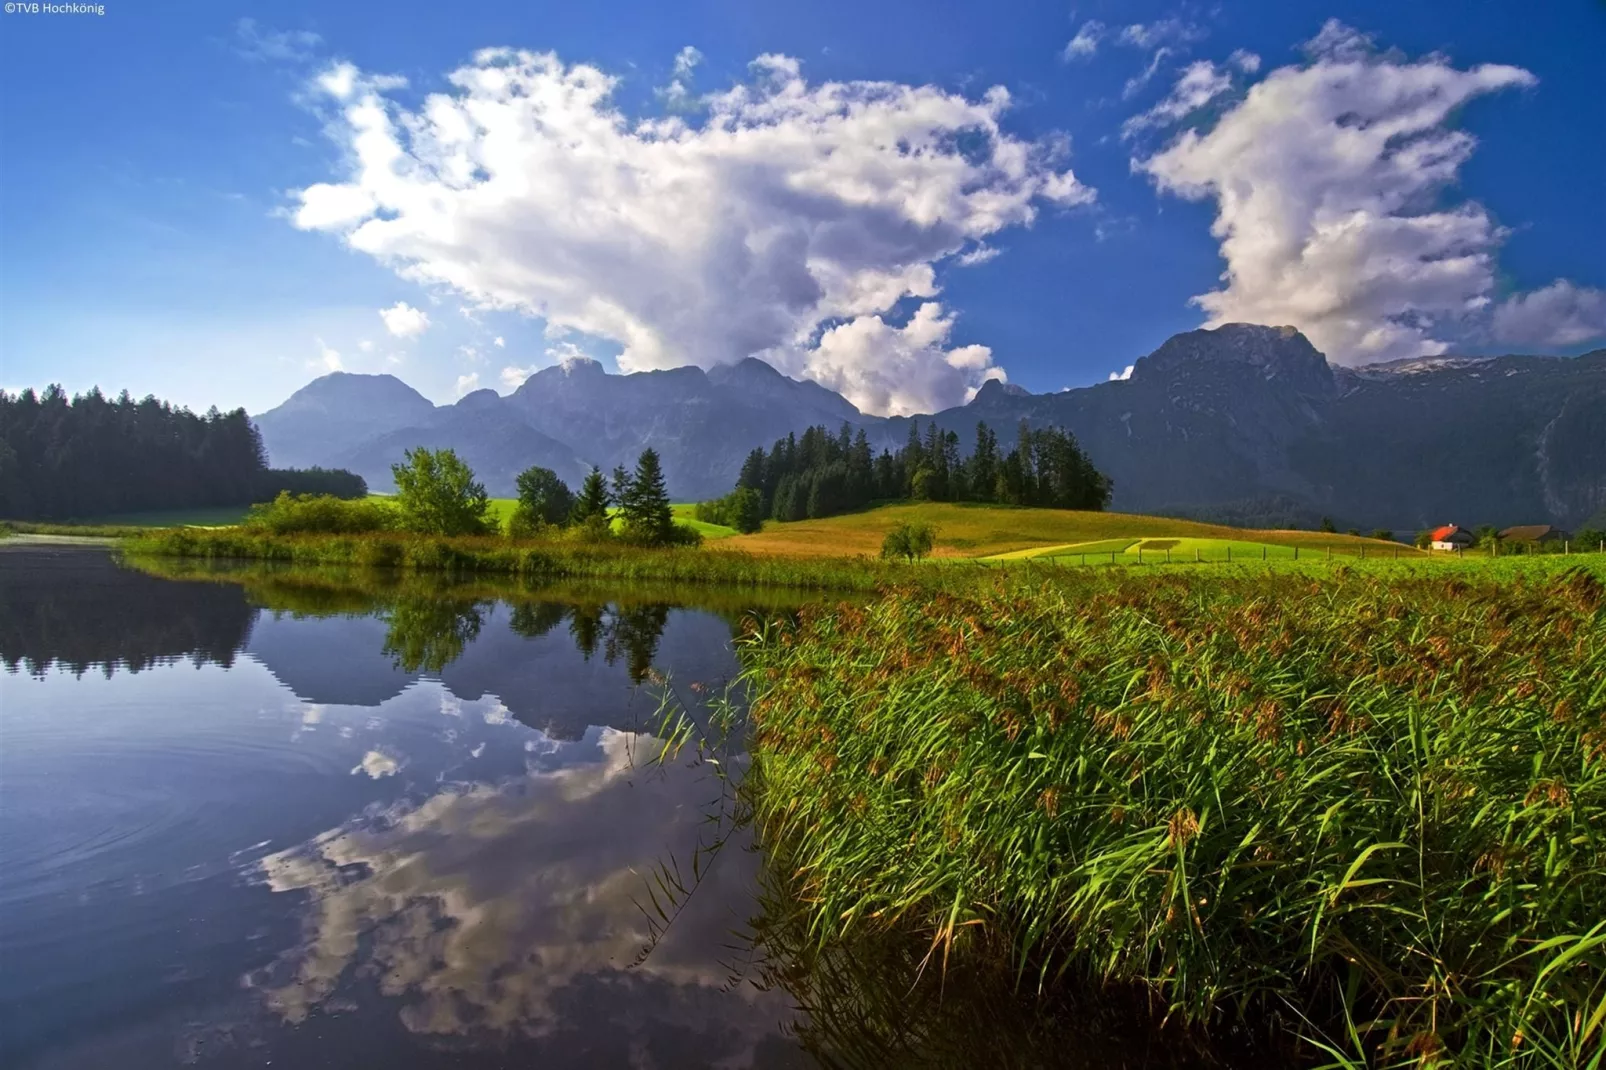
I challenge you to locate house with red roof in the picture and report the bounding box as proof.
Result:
[1429,524,1475,551]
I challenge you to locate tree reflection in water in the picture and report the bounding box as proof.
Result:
[381,598,488,673]
[379,596,672,684]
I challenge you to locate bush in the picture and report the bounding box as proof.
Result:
[244,492,396,534]
[505,507,548,541]
[571,513,615,544]
[880,521,936,562]
[391,447,494,536]
[667,522,704,547]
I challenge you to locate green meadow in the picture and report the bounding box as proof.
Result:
[712,501,1417,560]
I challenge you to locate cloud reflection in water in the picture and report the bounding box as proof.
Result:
[251,726,795,1061]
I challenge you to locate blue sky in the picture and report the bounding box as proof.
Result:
[2,0,1602,416]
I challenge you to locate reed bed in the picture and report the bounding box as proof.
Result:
[121,526,896,591]
[740,560,1606,1067]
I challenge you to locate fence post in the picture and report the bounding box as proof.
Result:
[1326,546,1331,561]
[1227,546,1232,563]
[1294,546,1298,561]
[1262,545,1266,561]
[1565,540,1570,555]
[1110,550,1116,565]
[1166,548,1171,564]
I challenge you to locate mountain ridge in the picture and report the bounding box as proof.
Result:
[252,327,1606,529]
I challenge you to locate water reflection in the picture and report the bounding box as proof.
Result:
[0,548,808,1068]
[249,727,795,1062]
[0,544,255,676]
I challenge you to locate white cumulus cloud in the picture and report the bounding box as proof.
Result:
[290,51,1092,415]
[454,372,480,396]
[1492,281,1606,348]
[1135,21,1538,365]
[493,336,505,347]
[379,301,431,338]
[767,302,1002,417]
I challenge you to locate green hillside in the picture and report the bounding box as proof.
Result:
[715,501,1416,560]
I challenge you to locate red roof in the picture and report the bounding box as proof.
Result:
[1429,524,1461,541]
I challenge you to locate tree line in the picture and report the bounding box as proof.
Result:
[250,445,694,547]
[0,385,364,520]
[699,419,1112,530]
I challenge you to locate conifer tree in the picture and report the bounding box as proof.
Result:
[571,467,612,523]
[619,448,673,544]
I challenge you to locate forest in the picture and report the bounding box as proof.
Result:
[0,385,363,520]
[699,419,1112,531]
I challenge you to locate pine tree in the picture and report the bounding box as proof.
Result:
[619,448,673,545]
[571,467,611,523]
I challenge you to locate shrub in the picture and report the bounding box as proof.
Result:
[571,513,615,544]
[244,492,396,534]
[666,522,704,548]
[505,508,547,541]
[391,447,494,536]
[880,521,936,561]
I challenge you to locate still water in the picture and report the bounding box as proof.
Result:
[0,546,810,1068]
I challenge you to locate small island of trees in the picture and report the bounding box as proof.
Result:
[698,419,1112,533]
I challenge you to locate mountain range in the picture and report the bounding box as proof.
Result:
[254,324,1606,531]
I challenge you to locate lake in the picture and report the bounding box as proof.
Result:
[0,545,812,1068]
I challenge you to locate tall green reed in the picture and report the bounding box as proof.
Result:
[740,562,1606,1067]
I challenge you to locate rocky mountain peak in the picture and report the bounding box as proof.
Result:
[1131,323,1334,397]
[972,379,1031,402]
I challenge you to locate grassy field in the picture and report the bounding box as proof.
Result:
[3,505,255,529]
[716,502,1417,560]
[730,559,1606,1068]
[985,534,1419,565]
